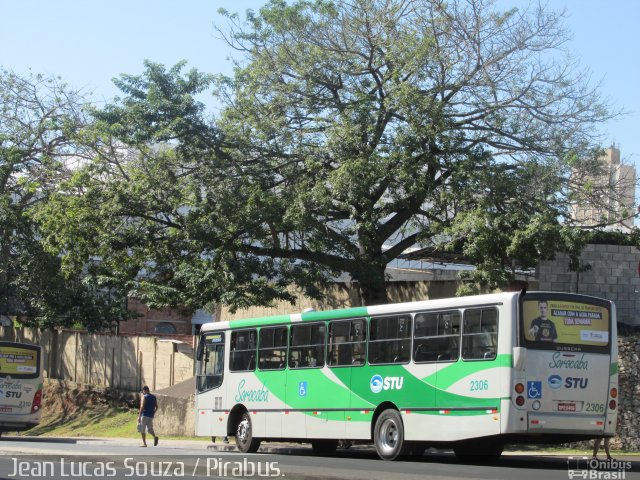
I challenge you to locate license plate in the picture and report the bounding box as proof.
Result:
[557,402,577,412]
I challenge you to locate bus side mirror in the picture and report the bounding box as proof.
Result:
[512,347,527,371]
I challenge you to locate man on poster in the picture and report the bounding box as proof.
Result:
[528,300,558,342]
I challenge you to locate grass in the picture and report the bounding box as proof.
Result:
[14,405,207,441]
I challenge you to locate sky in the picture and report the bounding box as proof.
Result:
[1,0,638,166]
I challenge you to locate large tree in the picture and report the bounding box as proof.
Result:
[210,0,614,303]
[41,0,616,310]
[0,70,130,330]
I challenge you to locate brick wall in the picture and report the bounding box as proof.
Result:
[119,298,193,335]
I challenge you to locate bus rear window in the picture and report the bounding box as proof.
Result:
[0,343,40,379]
[521,296,610,352]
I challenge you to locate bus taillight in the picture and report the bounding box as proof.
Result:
[515,383,524,394]
[609,400,617,410]
[610,388,618,398]
[515,396,525,406]
[30,388,42,414]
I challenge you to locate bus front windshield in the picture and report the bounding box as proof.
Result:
[196,332,225,393]
[521,296,611,353]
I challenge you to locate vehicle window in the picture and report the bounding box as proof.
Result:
[462,308,498,360]
[289,322,325,369]
[230,329,257,372]
[328,318,366,366]
[153,322,177,334]
[368,315,411,364]
[413,310,460,362]
[196,332,225,392]
[258,326,288,370]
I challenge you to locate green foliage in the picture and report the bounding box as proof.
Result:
[38,0,615,310]
[0,70,130,330]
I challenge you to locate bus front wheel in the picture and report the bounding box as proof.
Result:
[374,409,407,460]
[235,412,261,453]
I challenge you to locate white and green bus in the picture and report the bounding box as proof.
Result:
[195,291,617,460]
[0,341,44,437]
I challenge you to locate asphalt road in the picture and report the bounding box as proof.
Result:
[0,437,637,480]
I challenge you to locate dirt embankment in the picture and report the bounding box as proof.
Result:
[43,379,139,416]
[25,378,197,438]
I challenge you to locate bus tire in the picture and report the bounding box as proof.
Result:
[374,409,407,461]
[235,412,261,453]
[311,439,338,455]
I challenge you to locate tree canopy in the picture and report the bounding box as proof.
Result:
[38,0,618,312]
[0,70,131,330]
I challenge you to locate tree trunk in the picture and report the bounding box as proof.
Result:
[356,266,389,306]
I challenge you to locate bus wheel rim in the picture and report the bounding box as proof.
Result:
[238,419,250,443]
[378,418,398,453]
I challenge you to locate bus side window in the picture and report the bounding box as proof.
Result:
[462,308,498,361]
[328,318,366,367]
[413,310,461,363]
[289,323,325,369]
[258,326,288,370]
[368,315,411,364]
[230,329,257,372]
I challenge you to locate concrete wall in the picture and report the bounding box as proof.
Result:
[538,244,640,325]
[153,394,195,437]
[0,328,196,392]
[221,276,462,321]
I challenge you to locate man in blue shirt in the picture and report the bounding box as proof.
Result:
[138,386,159,447]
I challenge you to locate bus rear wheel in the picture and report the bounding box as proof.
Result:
[235,412,261,453]
[374,409,407,461]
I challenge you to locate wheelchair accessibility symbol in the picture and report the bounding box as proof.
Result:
[299,381,308,397]
[527,381,542,399]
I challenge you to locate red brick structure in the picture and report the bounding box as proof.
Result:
[118,298,194,336]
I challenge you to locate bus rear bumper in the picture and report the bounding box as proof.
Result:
[0,421,38,432]
[527,413,605,434]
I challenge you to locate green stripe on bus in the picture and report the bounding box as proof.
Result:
[253,363,502,422]
[421,354,512,390]
[230,315,292,329]
[300,307,369,322]
[610,362,618,375]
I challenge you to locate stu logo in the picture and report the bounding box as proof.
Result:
[370,375,404,393]
[564,377,588,389]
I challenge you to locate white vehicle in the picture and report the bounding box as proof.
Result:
[0,341,43,436]
[195,291,618,461]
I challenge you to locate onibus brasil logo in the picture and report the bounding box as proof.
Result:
[370,374,404,393]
